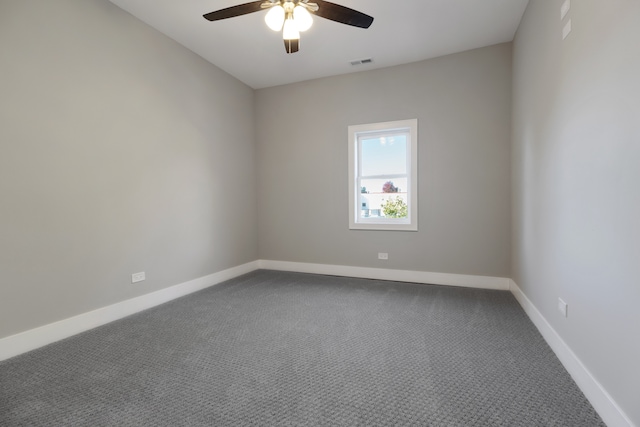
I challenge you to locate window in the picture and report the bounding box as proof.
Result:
[348,119,418,231]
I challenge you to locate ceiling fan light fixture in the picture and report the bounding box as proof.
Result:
[203,0,373,54]
[293,5,313,32]
[265,5,285,31]
[282,16,300,40]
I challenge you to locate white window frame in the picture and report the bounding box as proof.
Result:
[348,119,418,231]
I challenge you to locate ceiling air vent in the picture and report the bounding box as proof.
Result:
[350,58,374,66]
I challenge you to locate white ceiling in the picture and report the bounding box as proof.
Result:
[109,0,529,89]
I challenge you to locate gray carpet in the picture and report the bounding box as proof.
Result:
[0,270,605,426]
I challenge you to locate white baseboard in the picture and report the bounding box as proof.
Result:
[258,259,511,291]
[0,260,505,362]
[4,261,629,427]
[0,261,260,362]
[509,279,634,427]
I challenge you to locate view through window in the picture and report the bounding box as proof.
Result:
[348,119,418,231]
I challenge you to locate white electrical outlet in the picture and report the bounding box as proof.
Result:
[378,253,388,260]
[131,272,146,283]
[558,298,568,317]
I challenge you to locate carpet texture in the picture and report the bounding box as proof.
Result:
[0,270,605,426]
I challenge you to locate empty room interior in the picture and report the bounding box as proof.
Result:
[1,0,638,426]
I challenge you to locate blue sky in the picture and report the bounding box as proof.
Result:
[360,134,408,194]
[361,135,407,177]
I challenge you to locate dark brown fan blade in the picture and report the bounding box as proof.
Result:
[203,1,265,21]
[312,0,373,28]
[284,39,299,54]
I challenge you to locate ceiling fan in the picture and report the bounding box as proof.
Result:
[203,0,374,54]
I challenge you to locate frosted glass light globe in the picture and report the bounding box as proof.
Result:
[283,17,300,40]
[293,5,313,32]
[265,5,285,31]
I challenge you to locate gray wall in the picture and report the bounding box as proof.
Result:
[0,0,258,339]
[256,43,512,278]
[2,1,635,421]
[512,0,640,424]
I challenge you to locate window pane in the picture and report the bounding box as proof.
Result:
[359,178,408,219]
[361,135,407,176]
